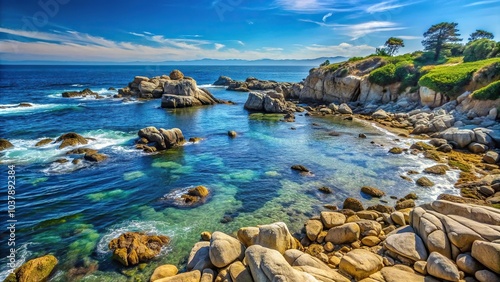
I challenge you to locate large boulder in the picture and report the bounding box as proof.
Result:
[245,245,316,281]
[320,211,346,229]
[209,232,245,268]
[426,252,460,282]
[8,255,58,282]
[169,69,184,80]
[108,232,170,266]
[187,242,213,271]
[384,232,428,262]
[138,127,185,150]
[420,86,447,108]
[472,240,500,274]
[325,222,360,244]
[154,270,201,282]
[439,128,476,148]
[161,77,218,108]
[339,249,384,280]
[338,103,353,114]
[244,91,288,113]
[253,222,298,254]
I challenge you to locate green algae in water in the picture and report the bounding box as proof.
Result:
[171,165,193,175]
[265,170,281,177]
[123,171,145,181]
[249,113,285,122]
[31,177,49,186]
[221,169,258,182]
[87,189,126,201]
[152,160,183,169]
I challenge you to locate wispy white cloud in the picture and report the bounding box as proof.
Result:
[247,20,254,25]
[275,0,332,12]
[365,1,408,13]
[129,32,145,37]
[299,20,405,40]
[322,12,333,22]
[305,43,375,56]
[0,27,377,62]
[262,47,284,51]
[464,0,500,6]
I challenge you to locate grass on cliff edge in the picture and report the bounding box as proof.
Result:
[471,80,500,100]
[418,58,500,98]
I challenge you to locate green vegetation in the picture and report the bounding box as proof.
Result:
[463,39,498,62]
[418,58,500,97]
[471,81,500,100]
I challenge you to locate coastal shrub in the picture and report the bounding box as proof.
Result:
[348,56,364,62]
[463,39,497,62]
[369,64,397,86]
[471,81,500,100]
[418,58,500,97]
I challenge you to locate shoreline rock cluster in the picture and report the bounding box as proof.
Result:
[118,70,220,108]
[138,199,500,282]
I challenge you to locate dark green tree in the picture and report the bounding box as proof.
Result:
[422,22,462,61]
[320,59,330,67]
[384,37,405,56]
[468,29,494,42]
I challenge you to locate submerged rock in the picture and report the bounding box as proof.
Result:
[361,186,385,197]
[7,254,58,282]
[56,132,88,149]
[62,88,98,98]
[291,164,310,173]
[0,138,14,151]
[108,232,170,266]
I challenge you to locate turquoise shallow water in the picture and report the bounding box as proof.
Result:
[0,65,459,281]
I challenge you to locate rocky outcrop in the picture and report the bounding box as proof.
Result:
[244,91,291,113]
[118,71,220,108]
[212,76,233,86]
[108,232,170,266]
[62,88,99,98]
[56,132,88,149]
[137,127,185,151]
[0,138,14,151]
[6,255,58,282]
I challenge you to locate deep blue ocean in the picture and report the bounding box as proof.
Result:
[0,65,459,281]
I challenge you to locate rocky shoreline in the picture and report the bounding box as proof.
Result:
[3,63,500,281]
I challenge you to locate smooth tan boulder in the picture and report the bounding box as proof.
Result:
[150,265,178,281]
[228,261,253,282]
[384,232,428,262]
[245,245,316,281]
[339,249,383,280]
[325,222,360,244]
[11,255,58,282]
[305,219,323,241]
[187,241,213,271]
[209,232,245,268]
[380,267,439,282]
[253,222,297,254]
[472,240,500,274]
[293,265,350,282]
[284,249,331,271]
[456,253,484,275]
[426,252,460,282]
[154,271,201,282]
[475,269,500,282]
[237,227,260,247]
[200,269,215,282]
[320,212,346,228]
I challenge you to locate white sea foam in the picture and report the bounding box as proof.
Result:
[199,84,225,88]
[0,103,74,116]
[2,130,136,167]
[0,243,32,281]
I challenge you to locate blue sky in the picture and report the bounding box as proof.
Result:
[0,0,499,62]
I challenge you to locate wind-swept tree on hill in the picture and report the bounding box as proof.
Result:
[468,29,494,42]
[384,37,405,56]
[422,22,462,61]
